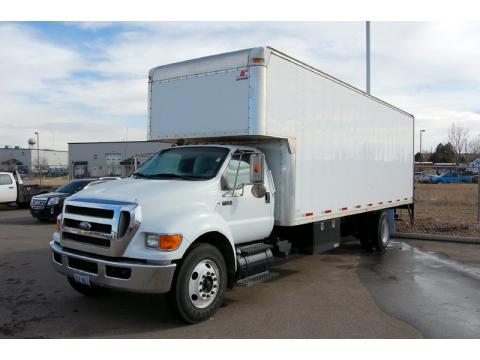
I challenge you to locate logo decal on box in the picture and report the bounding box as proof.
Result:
[236,68,249,81]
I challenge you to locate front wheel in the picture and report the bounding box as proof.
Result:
[168,243,227,324]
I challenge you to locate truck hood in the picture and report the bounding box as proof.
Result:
[68,177,219,207]
[33,192,70,199]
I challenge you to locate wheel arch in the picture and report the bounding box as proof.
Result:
[184,231,236,289]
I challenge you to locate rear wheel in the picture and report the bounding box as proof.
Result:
[168,243,227,324]
[67,277,110,297]
[358,211,390,252]
[371,211,390,252]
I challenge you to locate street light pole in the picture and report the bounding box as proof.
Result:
[419,129,426,163]
[366,21,371,94]
[34,132,41,186]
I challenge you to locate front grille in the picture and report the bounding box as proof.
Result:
[65,205,114,219]
[68,257,98,274]
[64,218,112,234]
[31,198,47,209]
[63,231,111,247]
[60,199,140,257]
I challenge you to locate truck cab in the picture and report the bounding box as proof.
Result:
[50,145,275,322]
[0,172,17,204]
[0,171,56,207]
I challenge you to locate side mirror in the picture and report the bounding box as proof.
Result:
[250,153,264,185]
[250,153,266,198]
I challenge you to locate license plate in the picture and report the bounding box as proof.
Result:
[73,273,91,286]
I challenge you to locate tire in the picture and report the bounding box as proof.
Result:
[168,243,227,324]
[358,211,390,252]
[369,211,390,252]
[67,277,110,297]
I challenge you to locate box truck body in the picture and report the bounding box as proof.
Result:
[148,47,414,226]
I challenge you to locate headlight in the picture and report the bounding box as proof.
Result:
[47,197,60,206]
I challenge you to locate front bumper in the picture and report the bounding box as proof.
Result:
[31,206,61,220]
[49,241,176,294]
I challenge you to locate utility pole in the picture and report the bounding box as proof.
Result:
[478,164,480,224]
[34,132,41,186]
[420,129,426,162]
[366,21,371,94]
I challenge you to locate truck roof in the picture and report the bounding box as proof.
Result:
[149,46,413,119]
[168,144,259,153]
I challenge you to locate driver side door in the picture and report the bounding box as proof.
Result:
[219,152,274,244]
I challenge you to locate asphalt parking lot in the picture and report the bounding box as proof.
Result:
[1,205,480,338]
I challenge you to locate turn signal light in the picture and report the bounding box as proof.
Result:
[146,233,182,251]
[160,234,182,250]
[55,216,61,231]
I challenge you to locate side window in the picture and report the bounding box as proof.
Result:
[0,174,13,185]
[221,153,251,190]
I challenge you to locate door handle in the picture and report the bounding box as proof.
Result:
[8,186,14,189]
[265,192,270,204]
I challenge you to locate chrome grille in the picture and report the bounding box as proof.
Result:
[60,198,141,257]
[31,198,47,209]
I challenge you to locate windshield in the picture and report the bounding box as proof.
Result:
[56,180,91,194]
[133,146,229,180]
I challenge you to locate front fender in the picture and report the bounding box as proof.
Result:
[174,209,235,258]
[123,208,235,263]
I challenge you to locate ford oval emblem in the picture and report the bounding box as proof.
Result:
[79,222,92,231]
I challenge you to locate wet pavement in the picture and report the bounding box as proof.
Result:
[359,240,480,338]
[1,206,479,338]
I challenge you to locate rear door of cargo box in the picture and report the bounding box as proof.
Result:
[149,68,251,140]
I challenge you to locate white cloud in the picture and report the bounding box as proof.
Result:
[0,21,479,154]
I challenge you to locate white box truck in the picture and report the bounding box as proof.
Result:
[50,46,414,323]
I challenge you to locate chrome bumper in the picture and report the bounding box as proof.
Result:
[50,241,176,294]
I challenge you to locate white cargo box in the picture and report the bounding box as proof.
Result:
[149,47,414,226]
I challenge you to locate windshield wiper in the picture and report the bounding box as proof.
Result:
[132,172,147,178]
[146,173,205,180]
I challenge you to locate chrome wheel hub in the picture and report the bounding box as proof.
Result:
[381,218,390,246]
[188,259,220,309]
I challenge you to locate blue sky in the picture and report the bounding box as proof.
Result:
[1,21,479,151]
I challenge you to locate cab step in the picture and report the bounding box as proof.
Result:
[236,271,279,287]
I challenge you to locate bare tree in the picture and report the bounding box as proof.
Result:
[447,123,469,163]
[469,134,480,156]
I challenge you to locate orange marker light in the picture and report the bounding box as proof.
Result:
[253,163,261,173]
[159,234,182,250]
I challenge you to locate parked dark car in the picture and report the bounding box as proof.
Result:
[30,179,96,221]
